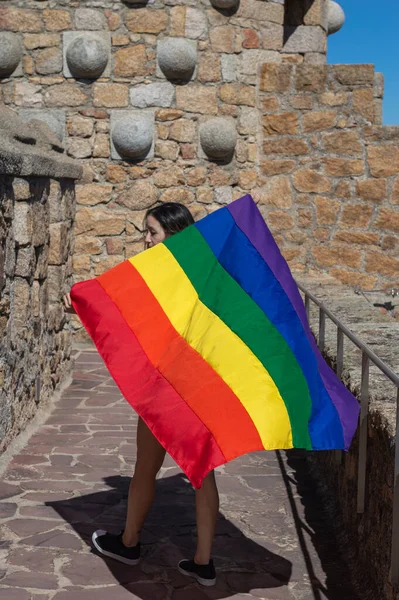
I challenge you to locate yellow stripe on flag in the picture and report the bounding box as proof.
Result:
[130,245,293,449]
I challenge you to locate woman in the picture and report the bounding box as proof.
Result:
[63,203,218,587]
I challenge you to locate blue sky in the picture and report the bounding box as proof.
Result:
[327,0,397,125]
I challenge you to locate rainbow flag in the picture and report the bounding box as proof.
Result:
[71,194,360,488]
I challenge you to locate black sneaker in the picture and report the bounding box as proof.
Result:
[178,558,216,587]
[92,530,140,566]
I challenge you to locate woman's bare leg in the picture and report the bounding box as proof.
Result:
[194,470,219,564]
[122,417,166,547]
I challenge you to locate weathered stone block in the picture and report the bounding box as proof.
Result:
[374,208,399,233]
[43,9,71,32]
[93,134,109,158]
[13,278,30,330]
[221,55,237,83]
[15,246,34,278]
[170,6,186,37]
[260,63,291,92]
[313,245,361,268]
[315,196,340,225]
[67,138,92,160]
[334,231,379,246]
[44,84,87,108]
[49,222,68,266]
[340,204,373,228]
[258,176,292,209]
[365,251,399,276]
[237,0,284,24]
[367,146,399,178]
[154,166,185,188]
[24,34,60,51]
[155,140,179,161]
[125,9,168,34]
[243,29,260,49]
[75,207,125,236]
[176,86,217,115]
[35,47,62,75]
[332,64,374,86]
[283,26,326,53]
[75,184,112,207]
[67,116,93,138]
[15,82,43,108]
[324,158,364,177]
[74,236,102,255]
[293,169,331,193]
[322,131,362,155]
[185,8,208,40]
[356,179,387,202]
[267,210,295,231]
[263,113,298,136]
[114,45,148,77]
[130,82,175,109]
[353,88,375,122]
[295,65,328,91]
[14,203,32,245]
[260,159,296,176]
[198,53,221,83]
[263,138,309,156]
[115,180,157,210]
[74,9,105,31]
[93,84,128,108]
[302,110,336,132]
[219,84,255,107]
[1,8,42,33]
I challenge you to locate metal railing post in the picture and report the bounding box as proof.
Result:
[336,327,344,380]
[391,387,399,586]
[305,293,310,321]
[357,352,370,513]
[318,307,325,352]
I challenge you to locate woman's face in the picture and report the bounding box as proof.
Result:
[144,215,166,248]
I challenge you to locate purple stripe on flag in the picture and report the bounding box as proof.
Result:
[227,195,359,450]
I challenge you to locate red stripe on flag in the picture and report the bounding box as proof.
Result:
[71,278,225,488]
[98,261,264,462]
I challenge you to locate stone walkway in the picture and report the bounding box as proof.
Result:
[0,349,361,600]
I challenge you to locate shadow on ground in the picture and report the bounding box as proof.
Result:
[47,472,293,599]
[281,450,362,600]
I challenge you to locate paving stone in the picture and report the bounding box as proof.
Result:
[0,502,17,518]
[5,519,61,538]
[0,590,31,600]
[0,482,22,500]
[0,571,58,589]
[7,547,56,573]
[20,530,82,550]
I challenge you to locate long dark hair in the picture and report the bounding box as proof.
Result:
[145,202,194,236]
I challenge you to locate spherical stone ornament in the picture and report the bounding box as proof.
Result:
[158,38,197,80]
[112,115,154,160]
[0,32,22,77]
[66,34,108,79]
[210,0,239,8]
[200,118,237,160]
[327,1,345,35]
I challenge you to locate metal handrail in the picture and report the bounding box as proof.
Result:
[297,282,399,587]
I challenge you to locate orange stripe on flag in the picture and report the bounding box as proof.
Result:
[98,261,264,461]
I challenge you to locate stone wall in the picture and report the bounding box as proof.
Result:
[0,0,396,298]
[258,62,399,291]
[297,273,399,600]
[0,107,81,451]
[0,1,330,291]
